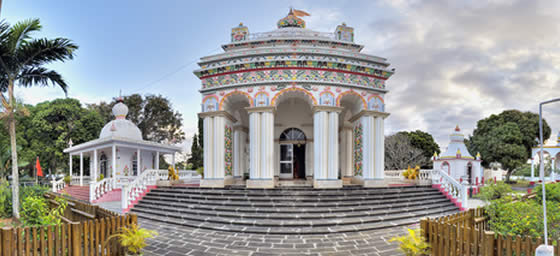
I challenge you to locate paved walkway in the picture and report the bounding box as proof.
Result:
[140,218,414,256]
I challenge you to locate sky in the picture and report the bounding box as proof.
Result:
[4,0,560,154]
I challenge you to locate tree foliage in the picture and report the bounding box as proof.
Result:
[467,110,551,181]
[88,94,185,143]
[397,130,440,168]
[0,18,77,218]
[385,133,430,170]
[187,117,203,169]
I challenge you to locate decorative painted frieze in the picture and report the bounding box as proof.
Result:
[224,125,233,176]
[200,69,386,90]
[353,123,363,177]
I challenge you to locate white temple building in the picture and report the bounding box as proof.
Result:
[194,10,393,188]
[433,126,483,185]
[530,131,560,180]
[63,98,182,186]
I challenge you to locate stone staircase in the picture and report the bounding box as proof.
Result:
[131,185,459,235]
[58,185,90,201]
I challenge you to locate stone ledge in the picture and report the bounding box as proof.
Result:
[246,179,275,188]
[313,179,343,189]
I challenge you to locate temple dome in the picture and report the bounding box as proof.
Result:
[277,10,306,28]
[99,100,143,140]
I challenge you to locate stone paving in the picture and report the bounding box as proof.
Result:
[141,218,413,256]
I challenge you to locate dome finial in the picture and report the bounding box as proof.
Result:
[112,96,129,120]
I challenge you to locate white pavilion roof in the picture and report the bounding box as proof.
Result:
[64,99,182,154]
[439,126,474,159]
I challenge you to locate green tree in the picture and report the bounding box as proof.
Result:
[397,130,440,168]
[0,19,77,218]
[467,110,550,182]
[27,98,104,173]
[89,94,184,143]
[187,117,203,169]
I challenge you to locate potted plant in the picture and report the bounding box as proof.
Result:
[63,175,71,185]
[390,228,430,256]
[106,223,157,256]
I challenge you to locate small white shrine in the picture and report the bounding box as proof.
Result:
[530,131,560,180]
[433,126,483,185]
[63,98,182,186]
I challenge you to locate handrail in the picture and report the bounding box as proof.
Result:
[432,169,468,210]
[89,177,116,202]
[384,169,433,185]
[71,175,90,186]
[121,169,159,211]
[51,178,66,193]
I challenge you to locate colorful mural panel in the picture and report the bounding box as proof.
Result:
[353,123,363,177]
[224,125,233,176]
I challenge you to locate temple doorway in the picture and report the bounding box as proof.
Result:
[279,128,306,179]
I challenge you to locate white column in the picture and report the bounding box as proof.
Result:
[79,152,83,186]
[263,111,274,179]
[249,112,260,179]
[172,153,176,169]
[155,151,160,170]
[137,148,141,175]
[552,158,556,180]
[328,111,339,179]
[69,154,73,177]
[93,149,98,181]
[362,115,375,180]
[112,145,117,179]
[240,131,247,176]
[313,111,326,179]
[374,116,385,179]
[233,128,241,177]
[345,128,353,177]
[213,116,225,179]
[531,158,535,180]
[203,116,213,179]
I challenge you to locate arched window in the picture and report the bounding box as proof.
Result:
[99,153,108,178]
[132,153,138,176]
[442,162,450,175]
[467,162,473,184]
[280,128,306,142]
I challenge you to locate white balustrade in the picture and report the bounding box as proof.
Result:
[51,178,66,193]
[384,170,403,180]
[385,169,433,185]
[432,169,468,210]
[121,169,159,211]
[71,175,90,186]
[89,177,116,202]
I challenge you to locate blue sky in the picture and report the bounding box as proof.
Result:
[4,0,560,152]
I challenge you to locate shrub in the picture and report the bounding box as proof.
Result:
[63,175,71,184]
[486,198,560,240]
[196,167,204,178]
[20,195,67,227]
[476,182,513,201]
[533,182,560,204]
[390,228,430,256]
[106,223,157,255]
[0,180,12,218]
[97,174,104,181]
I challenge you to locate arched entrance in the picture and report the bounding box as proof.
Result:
[279,128,306,179]
[467,162,473,184]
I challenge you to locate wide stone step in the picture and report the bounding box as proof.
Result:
[132,206,458,235]
[149,186,437,198]
[139,192,447,209]
[132,199,455,220]
[144,189,442,203]
[135,193,448,214]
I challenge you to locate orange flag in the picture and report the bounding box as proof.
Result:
[292,9,310,17]
[36,157,43,177]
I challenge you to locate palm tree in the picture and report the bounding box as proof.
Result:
[0,19,77,218]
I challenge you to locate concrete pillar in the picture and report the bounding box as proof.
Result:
[313,106,343,188]
[155,151,159,170]
[199,111,237,188]
[374,116,385,180]
[79,152,83,186]
[93,149,98,181]
[69,154,73,177]
[112,145,117,179]
[246,107,275,188]
[348,110,390,187]
[531,158,535,180]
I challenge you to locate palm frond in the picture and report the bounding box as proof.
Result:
[19,37,78,67]
[8,18,41,52]
[16,67,68,94]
